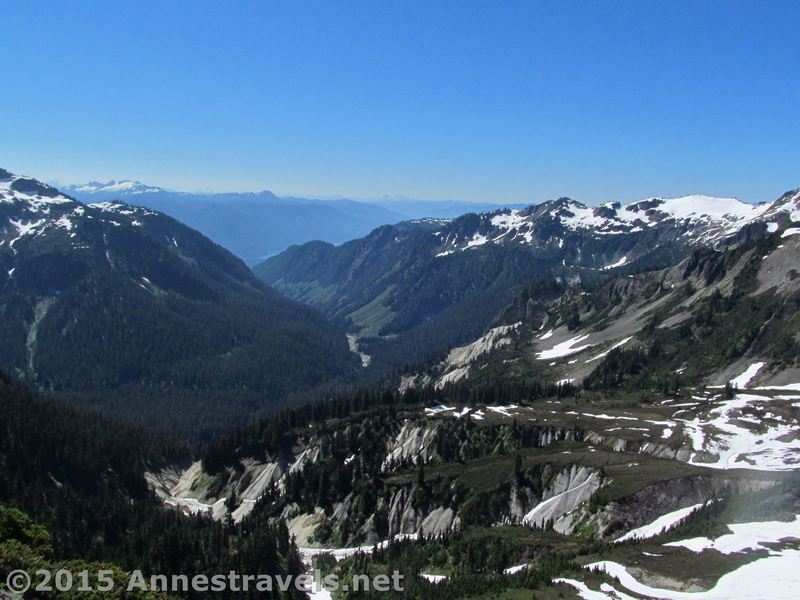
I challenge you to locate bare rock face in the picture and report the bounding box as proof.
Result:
[387,485,424,537]
[592,474,778,540]
[420,507,459,536]
[522,465,602,530]
[383,422,439,470]
[384,484,460,540]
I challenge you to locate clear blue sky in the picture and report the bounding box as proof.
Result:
[2,1,798,204]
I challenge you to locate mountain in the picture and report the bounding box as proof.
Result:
[405,208,800,392]
[64,180,406,265]
[1,169,359,439]
[62,180,532,264]
[256,190,800,371]
[67,179,168,195]
[6,169,800,598]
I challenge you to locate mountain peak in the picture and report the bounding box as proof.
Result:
[428,189,796,257]
[0,169,75,204]
[66,180,166,195]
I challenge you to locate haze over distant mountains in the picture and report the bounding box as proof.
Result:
[63,179,525,265]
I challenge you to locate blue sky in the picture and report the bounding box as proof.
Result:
[2,1,798,204]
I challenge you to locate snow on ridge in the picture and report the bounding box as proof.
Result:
[464,232,488,248]
[55,215,74,232]
[559,201,625,231]
[88,201,154,217]
[644,195,767,221]
[72,180,164,194]
[490,209,528,230]
[88,201,133,212]
[8,218,46,247]
[556,195,765,235]
[435,192,778,254]
[0,176,75,208]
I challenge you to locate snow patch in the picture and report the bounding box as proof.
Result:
[665,515,800,554]
[602,256,628,270]
[682,393,800,471]
[585,337,633,363]
[781,227,800,238]
[587,551,800,600]
[729,362,765,388]
[536,334,593,360]
[615,503,706,542]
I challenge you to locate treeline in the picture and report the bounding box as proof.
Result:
[200,380,578,473]
[330,527,580,599]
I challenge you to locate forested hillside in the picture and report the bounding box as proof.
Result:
[1,169,359,440]
[0,372,306,599]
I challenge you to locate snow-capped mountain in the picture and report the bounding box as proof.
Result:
[433,192,800,256]
[63,179,167,195]
[416,210,800,393]
[1,169,160,254]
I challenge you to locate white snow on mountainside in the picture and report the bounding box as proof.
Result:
[434,190,800,256]
[0,170,159,261]
[67,180,166,195]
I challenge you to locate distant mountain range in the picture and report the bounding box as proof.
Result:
[63,180,525,265]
